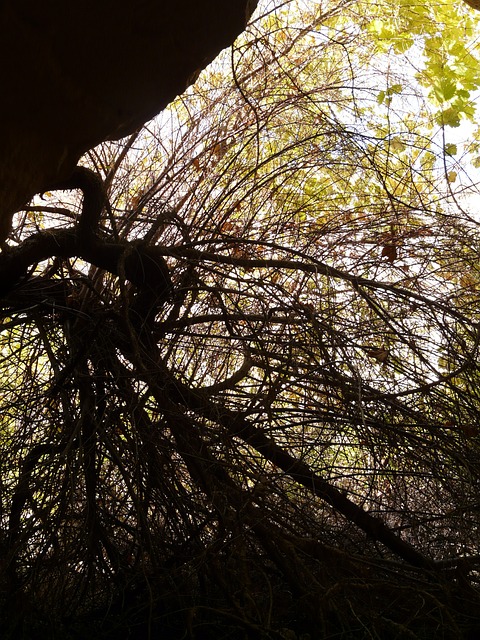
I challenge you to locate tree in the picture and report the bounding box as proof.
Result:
[1,0,480,637]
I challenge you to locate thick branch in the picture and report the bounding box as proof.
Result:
[0,228,172,304]
[144,363,436,571]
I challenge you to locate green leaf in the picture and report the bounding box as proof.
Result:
[388,84,403,94]
[433,77,457,103]
[437,107,461,128]
[444,143,457,156]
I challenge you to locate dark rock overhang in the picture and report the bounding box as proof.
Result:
[0,0,257,229]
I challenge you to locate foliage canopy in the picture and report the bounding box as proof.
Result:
[1,0,480,637]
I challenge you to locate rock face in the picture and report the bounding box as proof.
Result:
[0,0,257,239]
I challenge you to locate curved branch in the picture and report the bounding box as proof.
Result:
[165,245,471,324]
[47,165,106,247]
[0,228,172,304]
[200,355,254,393]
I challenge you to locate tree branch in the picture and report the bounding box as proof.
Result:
[135,355,437,571]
